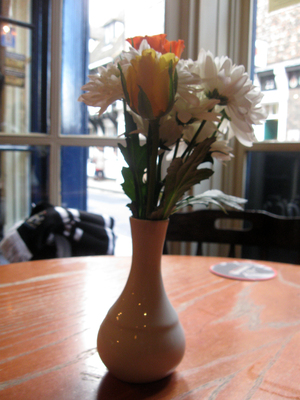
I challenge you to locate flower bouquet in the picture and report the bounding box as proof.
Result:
[79,33,265,221]
[79,34,266,384]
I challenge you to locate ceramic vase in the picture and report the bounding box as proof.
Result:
[97,217,186,383]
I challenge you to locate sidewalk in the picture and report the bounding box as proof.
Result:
[88,177,123,193]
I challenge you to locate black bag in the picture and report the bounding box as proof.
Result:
[0,202,115,262]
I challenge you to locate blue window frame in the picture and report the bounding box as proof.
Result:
[60,0,89,210]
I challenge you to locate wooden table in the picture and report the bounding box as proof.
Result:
[1,255,300,399]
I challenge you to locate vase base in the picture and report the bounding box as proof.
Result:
[97,316,186,384]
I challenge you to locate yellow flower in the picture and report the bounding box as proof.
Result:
[121,49,178,120]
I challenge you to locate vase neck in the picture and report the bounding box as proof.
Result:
[107,217,178,329]
[130,218,169,276]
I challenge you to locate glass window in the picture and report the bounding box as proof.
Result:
[0,0,32,23]
[1,0,49,135]
[257,71,277,91]
[287,68,300,89]
[61,145,131,256]
[61,0,165,255]
[87,146,132,256]
[253,0,300,142]
[0,23,32,133]
[87,0,165,138]
[0,0,166,262]
[0,145,50,236]
[244,150,300,263]
[0,0,50,258]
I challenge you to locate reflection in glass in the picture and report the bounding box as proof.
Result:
[0,23,32,133]
[0,0,32,23]
[86,0,165,138]
[0,145,49,237]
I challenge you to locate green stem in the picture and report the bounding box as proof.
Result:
[146,119,160,219]
[173,138,180,160]
[181,119,207,159]
[181,106,223,160]
[214,110,227,134]
[162,192,178,220]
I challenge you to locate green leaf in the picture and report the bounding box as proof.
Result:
[120,166,136,201]
[118,137,147,172]
[118,136,148,218]
[137,85,154,119]
[118,64,130,106]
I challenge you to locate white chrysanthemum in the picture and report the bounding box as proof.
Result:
[129,111,183,148]
[173,96,220,124]
[176,59,202,105]
[193,49,266,146]
[210,140,233,161]
[78,63,124,116]
[226,86,266,146]
[124,38,151,57]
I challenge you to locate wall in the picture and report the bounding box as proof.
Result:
[256,0,300,64]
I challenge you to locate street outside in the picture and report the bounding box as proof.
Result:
[87,177,132,256]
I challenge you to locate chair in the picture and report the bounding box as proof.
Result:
[164,209,300,263]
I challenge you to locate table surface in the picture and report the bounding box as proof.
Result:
[1,255,300,400]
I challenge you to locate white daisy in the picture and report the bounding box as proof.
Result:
[129,111,183,148]
[78,63,124,116]
[193,49,266,146]
[176,59,202,106]
[210,140,233,161]
[173,96,220,124]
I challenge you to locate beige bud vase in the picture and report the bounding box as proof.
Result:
[97,217,186,383]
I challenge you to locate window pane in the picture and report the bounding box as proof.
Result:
[0,0,32,23]
[0,145,50,237]
[0,23,32,133]
[86,0,165,251]
[61,145,131,256]
[59,0,165,256]
[88,147,132,256]
[86,0,165,138]
[244,151,300,263]
[253,1,300,142]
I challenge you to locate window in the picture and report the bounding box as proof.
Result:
[0,0,50,235]
[240,0,300,263]
[253,0,300,142]
[287,67,300,89]
[257,71,276,91]
[0,0,165,257]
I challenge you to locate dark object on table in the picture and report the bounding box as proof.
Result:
[0,202,115,262]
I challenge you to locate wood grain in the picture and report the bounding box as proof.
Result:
[1,255,300,399]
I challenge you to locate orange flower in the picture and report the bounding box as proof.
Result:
[126,34,185,58]
[163,39,185,58]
